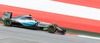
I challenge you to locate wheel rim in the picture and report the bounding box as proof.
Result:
[49,26,56,33]
[50,26,54,32]
[6,20,10,25]
[4,18,12,26]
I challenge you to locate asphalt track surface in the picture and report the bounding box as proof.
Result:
[0,24,100,43]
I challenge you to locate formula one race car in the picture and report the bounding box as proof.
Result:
[2,12,66,35]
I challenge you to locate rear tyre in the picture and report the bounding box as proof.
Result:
[3,18,12,26]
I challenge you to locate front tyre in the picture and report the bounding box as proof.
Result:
[3,18,12,26]
[48,26,56,33]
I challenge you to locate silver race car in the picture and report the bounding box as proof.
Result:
[2,12,66,35]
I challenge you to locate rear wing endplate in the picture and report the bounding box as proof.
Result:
[2,12,12,20]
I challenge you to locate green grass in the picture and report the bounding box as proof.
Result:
[0,18,2,22]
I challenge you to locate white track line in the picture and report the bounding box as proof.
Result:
[79,35,100,40]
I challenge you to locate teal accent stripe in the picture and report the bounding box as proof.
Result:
[20,21,37,26]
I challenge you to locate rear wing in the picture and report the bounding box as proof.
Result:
[2,12,12,20]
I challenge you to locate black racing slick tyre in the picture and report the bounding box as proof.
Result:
[3,18,12,26]
[48,26,57,33]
